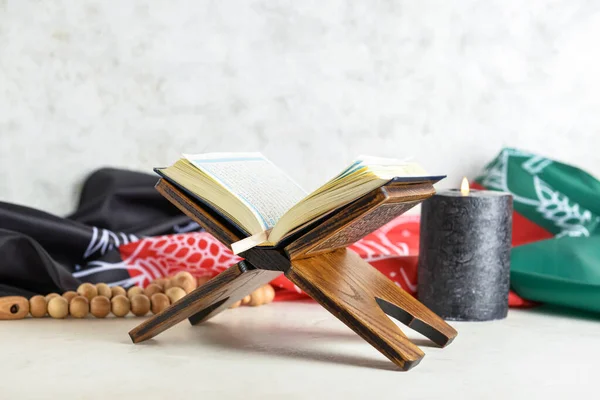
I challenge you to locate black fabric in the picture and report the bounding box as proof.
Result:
[0,168,199,297]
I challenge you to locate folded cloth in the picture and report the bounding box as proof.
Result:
[0,168,196,296]
[0,166,529,308]
[0,168,425,300]
[5,150,597,315]
[475,148,600,314]
[0,168,428,301]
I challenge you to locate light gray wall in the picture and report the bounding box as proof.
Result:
[2,0,599,215]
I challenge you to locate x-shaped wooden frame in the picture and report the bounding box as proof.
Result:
[129,178,457,371]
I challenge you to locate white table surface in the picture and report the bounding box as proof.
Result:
[1,301,598,399]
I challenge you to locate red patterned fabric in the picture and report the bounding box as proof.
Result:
[118,232,241,285]
[117,213,533,308]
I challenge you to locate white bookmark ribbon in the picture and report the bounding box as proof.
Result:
[230,231,269,255]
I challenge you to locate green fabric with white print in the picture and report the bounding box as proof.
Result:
[476,148,600,313]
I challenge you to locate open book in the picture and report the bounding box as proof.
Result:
[156,153,439,253]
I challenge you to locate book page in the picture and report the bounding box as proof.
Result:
[266,156,431,244]
[183,153,307,232]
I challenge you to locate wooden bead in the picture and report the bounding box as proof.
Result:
[77,283,98,301]
[144,283,163,297]
[262,284,275,304]
[111,286,126,298]
[241,295,251,305]
[45,293,60,302]
[229,300,242,309]
[62,291,78,303]
[70,296,89,318]
[165,287,186,304]
[47,297,69,319]
[29,295,47,317]
[173,271,197,294]
[90,296,111,318]
[0,296,29,320]
[150,293,170,314]
[248,287,265,306]
[127,286,144,299]
[163,279,175,290]
[131,294,150,317]
[152,279,168,290]
[111,295,130,317]
[197,276,210,287]
[96,283,112,299]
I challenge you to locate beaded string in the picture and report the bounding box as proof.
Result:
[7,271,275,319]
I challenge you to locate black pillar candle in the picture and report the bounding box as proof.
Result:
[417,183,513,321]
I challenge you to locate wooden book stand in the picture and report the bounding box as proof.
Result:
[129,178,457,371]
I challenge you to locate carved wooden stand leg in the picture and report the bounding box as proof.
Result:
[130,249,457,371]
[129,261,281,343]
[286,249,456,371]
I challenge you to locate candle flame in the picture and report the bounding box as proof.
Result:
[461,177,470,196]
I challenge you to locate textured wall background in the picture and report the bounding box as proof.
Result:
[1,0,600,215]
